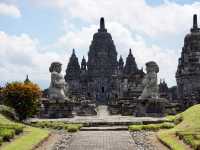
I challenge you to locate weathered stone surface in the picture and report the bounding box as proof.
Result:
[62,131,136,150]
[176,14,200,109]
[59,17,179,117]
[49,62,67,100]
[40,62,73,118]
[124,49,138,75]
[51,131,167,150]
[139,61,159,99]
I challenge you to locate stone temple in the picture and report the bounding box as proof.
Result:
[40,17,179,118]
[65,17,144,105]
[176,14,200,109]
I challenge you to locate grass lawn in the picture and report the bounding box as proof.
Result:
[157,104,200,150]
[1,126,50,150]
[0,114,50,150]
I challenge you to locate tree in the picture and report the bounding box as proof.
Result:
[2,82,42,120]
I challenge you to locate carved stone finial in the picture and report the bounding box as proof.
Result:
[191,14,200,32]
[98,17,107,32]
[73,49,75,54]
[193,14,198,29]
[129,48,132,54]
[100,17,105,29]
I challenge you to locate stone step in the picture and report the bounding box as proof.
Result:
[80,126,128,131]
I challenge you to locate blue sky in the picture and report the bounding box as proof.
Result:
[0,0,199,89]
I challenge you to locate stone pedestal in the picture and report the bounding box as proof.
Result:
[135,98,168,117]
[40,98,73,118]
[76,100,97,116]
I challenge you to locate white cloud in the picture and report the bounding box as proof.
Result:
[2,0,199,88]
[29,0,66,8]
[0,3,21,18]
[0,31,67,89]
[64,0,200,38]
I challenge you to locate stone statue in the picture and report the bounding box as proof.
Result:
[48,62,67,100]
[139,61,159,99]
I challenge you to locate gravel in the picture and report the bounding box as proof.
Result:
[131,131,160,150]
[51,130,73,150]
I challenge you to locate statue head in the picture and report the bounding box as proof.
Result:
[146,61,159,73]
[49,62,62,73]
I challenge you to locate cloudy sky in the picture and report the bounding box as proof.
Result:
[0,0,199,89]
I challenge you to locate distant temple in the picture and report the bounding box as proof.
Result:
[65,17,145,104]
[176,14,200,109]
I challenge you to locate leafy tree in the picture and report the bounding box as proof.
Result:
[2,82,42,120]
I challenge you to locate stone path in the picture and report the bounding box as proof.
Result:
[65,131,135,150]
[50,131,168,150]
[97,105,110,117]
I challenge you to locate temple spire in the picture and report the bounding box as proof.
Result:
[124,48,138,75]
[100,17,105,29]
[98,17,107,32]
[129,48,132,54]
[191,14,200,32]
[193,14,198,29]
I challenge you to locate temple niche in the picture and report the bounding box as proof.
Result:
[176,14,200,109]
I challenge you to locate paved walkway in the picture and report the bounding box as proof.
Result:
[66,131,135,150]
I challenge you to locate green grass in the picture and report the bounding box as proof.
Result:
[158,104,200,150]
[1,126,50,150]
[128,122,175,131]
[0,113,50,150]
[158,130,187,150]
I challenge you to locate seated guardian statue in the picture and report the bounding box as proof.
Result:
[48,62,67,100]
[139,61,159,99]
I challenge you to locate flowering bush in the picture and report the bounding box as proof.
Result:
[2,82,42,120]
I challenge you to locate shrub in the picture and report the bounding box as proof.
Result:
[2,82,42,120]
[129,122,175,132]
[142,124,160,131]
[67,125,79,132]
[0,128,15,141]
[128,125,143,131]
[31,121,82,132]
[160,122,175,129]
[0,105,18,120]
[0,124,24,135]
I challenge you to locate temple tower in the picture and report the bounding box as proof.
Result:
[176,14,200,108]
[118,55,124,72]
[81,56,87,71]
[124,49,138,75]
[87,17,118,78]
[65,49,80,81]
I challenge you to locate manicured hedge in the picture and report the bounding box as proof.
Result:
[128,122,175,132]
[31,121,83,132]
[0,124,24,135]
[0,128,15,141]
